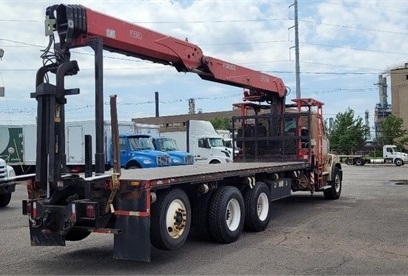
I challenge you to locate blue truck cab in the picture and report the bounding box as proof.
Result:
[152,137,195,166]
[111,134,172,169]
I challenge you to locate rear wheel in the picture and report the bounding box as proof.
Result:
[345,158,353,165]
[324,167,342,200]
[355,158,364,166]
[243,182,271,232]
[191,191,213,241]
[151,188,191,250]
[208,186,244,243]
[0,194,11,207]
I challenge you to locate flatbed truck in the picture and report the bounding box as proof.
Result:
[21,4,343,262]
[341,145,408,166]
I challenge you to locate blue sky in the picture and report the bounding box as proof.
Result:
[0,0,407,137]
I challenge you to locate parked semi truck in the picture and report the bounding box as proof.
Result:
[115,133,172,169]
[0,157,16,207]
[162,120,233,164]
[1,120,171,174]
[21,4,342,262]
[216,129,240,157]
[342,145,408,166]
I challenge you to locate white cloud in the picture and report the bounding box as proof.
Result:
[0,0,406,135]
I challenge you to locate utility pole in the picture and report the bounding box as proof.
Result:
[188,98,195,114]
[289,0,301,98]
[0,48,4,97]
[154,91,159,117]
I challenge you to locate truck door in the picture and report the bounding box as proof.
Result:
[383,146,394,163]
[193,136,209,163]
[118,137,129,167]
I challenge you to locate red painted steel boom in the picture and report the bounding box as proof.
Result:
[46,4,287,99]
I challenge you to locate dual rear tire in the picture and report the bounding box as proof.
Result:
[243,182,271,232]
[151,183,272,250]
[192,183,272,243]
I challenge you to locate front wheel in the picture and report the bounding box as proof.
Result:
[125,161,141,169]
[150,188,191,250]
[208,186,245,243]
[395,159,403,166]
[243,182,271,232]
[0,193,11,207]
[65,229,91,241]
[324,167,342,200]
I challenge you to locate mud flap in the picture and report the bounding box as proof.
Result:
[113,215,150,261]
[29,226,66,246]
[25,201,73,246]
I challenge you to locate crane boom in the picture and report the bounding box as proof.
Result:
[33,3,289,186]
[46,4,287,99]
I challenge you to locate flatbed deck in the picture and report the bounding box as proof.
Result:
[117,161,309,184]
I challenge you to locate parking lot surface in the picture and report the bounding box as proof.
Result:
[1,164,407,275]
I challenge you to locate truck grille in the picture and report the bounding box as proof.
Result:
[157,155,171,166]
[184,155,194,165]
[0,164,6,181]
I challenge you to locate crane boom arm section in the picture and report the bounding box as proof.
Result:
[46,4,286,97]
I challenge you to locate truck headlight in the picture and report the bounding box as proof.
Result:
[7,165,15,178]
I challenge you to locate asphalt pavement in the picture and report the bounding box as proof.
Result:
[1,164,408,275]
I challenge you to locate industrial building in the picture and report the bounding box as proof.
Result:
[390,64,408,131]
[133,109,239,132]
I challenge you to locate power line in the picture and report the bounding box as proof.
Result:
[302,42,408,56]
[300,19,408,35]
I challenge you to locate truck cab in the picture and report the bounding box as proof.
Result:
[382,145,408,166]
[188,120,233,164]
[111,134,172,169]
[0,158,16,207]
[151,137,194,166]
[193,135,232,164]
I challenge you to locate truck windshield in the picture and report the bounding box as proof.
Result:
[209,138,225,147]
[157,138,179,151]
[128,137,155,150]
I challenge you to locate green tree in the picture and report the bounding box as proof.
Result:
[210,117,231,130]
[328,108,369,154]
[377,115,408,149]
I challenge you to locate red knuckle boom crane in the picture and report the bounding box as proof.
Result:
[21,4,342,262]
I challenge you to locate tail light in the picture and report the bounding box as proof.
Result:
[86,204,95,218]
